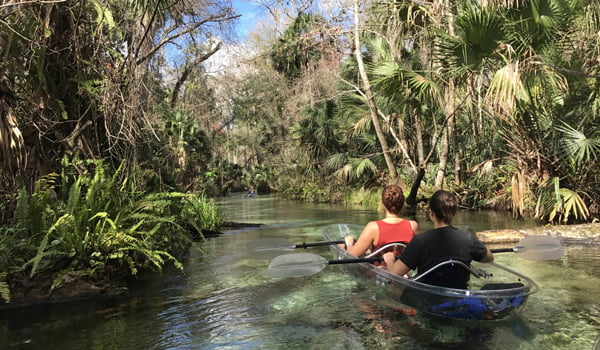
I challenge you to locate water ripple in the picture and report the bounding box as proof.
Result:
[153,287,266,349]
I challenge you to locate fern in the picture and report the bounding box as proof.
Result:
[66,177,82,215]
[0,273,10,303]
[7,156,196,288]
[26,214,73,277]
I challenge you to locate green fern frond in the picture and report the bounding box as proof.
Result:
[28,214,74,277]
[0,273,10,303]
[66,178,82,214]
[49,268,74,292]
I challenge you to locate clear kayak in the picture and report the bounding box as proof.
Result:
[323,223,540,320]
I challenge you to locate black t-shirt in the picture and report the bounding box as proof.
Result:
[399,226,488,275]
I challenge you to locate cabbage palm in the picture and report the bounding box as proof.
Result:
[291,100,341,167]
[433,0,599,218]
[350,0,399,181]
[270,12,327,80]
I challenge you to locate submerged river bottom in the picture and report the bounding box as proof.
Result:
[1,195,599,349]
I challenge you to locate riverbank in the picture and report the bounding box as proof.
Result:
[477,223,600,245]
[1,271,129,310]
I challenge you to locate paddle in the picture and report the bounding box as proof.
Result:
[246,237,346,259]
[267,235,564,278]
[267,252,386,278]
[489,235,564,260]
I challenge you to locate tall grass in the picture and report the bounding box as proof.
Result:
[344,187,382,210]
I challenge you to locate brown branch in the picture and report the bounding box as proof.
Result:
[135,13,240,65]
[170,41,222,107]
[0,0,66,9]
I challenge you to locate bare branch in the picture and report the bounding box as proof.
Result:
[135,13,240,65]
[170,41,222,107]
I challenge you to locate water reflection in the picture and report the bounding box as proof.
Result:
[1,195,599,349]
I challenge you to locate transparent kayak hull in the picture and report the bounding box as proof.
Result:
[323,223,539,320]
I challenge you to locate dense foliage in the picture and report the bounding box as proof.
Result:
[0,157,222,302]
[232,0,600,223]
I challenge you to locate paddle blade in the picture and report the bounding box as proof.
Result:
[246,238,295,259]
[514,235,564,260]
[267,253,328,278]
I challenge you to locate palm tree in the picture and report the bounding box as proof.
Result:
[291,100,341,166]
[433,0,600,219]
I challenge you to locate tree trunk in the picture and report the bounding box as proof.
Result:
[434,109,454,190]
[353,0,397,181]
[406,167,425,210]
[433,0,456,190]
[170,42,222,108]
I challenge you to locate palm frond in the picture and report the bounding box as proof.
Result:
[556,122,600,166]
[355,158,377,178]
[435,3,506,72]
[326,153,349,171]
[535,176,590,223]
[485,61,530,117]
[334,163,354,182]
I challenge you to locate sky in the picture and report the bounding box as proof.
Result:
[202,0,263,77]
[231,0,264,39]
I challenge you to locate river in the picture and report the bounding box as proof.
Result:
[1,194,599,349]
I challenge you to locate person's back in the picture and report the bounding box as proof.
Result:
[343,185,418,260]
[401,226,483,274]
[400,226,484,288]
[375,220,414,248]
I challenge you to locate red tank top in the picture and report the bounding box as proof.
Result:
[374,220,414,251]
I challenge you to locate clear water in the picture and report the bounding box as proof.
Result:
[1,194,599,349]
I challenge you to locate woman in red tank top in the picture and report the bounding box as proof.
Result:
[341,185,418,260]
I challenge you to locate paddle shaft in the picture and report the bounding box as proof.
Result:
[298,244,515,253]
[327,242,556,266]
[295,240,344,249]
[327,244,546,266]
[491,248,515,253]
[298,245,537,254]
[326,255,401,265]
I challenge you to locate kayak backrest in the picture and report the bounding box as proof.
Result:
[365,242,407,258]
[413,260,480,289]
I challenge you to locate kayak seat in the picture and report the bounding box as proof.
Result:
[413,259,480,289]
